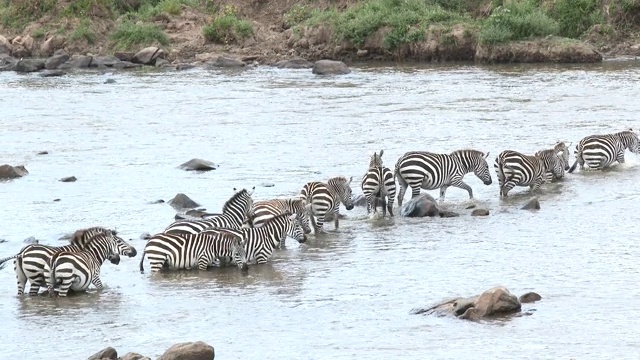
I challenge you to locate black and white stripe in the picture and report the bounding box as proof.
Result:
[0,227,117,296]
[494,150,551,197]
[361,150,396,217]
[46,232,137,297]
[394,149,492,206]
[164,187,255,235]
[300,176,355,234]
[214,212,307,265]
[535,142,571,182]
[139,230,249,272]
[569,129,640,173]
[245,196,312,245]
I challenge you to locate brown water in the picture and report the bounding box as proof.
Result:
[2,61,640,359]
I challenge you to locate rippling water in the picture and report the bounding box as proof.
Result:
[2,61,640,359]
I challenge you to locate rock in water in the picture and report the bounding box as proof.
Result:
[471,208,490,216]
[120,352,151,360]
[275,58,313,69]
[521,197,541,210]
[400,194,439,217]
[519,292,542,303]
[88,346,117,360]
[168,193,200,209]
[312,59,351,75]
[157,341,215,360]
[59,176,77,182]
[0,164,28,179]
[179,158,218,171]
[132,46,165,65]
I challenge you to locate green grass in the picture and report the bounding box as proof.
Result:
[69,18,97,44]
[548,0,602,38]
[110,21,169,50]
[202,8,254,44]
[478,0,560,44]
[32,27,47,39]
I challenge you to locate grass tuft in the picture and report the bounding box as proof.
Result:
[110,21,169,50]
[202,5,253,44]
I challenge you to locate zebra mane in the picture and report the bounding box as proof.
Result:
[69,227,114,247]
[222,189,249,213]
[329,176,349,184]
[450,149,486,158]
[262,212,295,225]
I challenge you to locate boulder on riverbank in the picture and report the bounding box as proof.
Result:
[179,158,218,171]
[157,341,215,360]
[0,164,28,179]
[400,194,440,217]
[168,193,200,209]
[88,346,117,360]
[411,286,541,321]
[312,59,351,75]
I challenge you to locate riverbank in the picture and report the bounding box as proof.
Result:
[1,0,640,66]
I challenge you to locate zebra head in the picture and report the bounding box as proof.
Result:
[285,212,307,243]
[369,150,384,168]
[552,141,571,172]
[290,198,312,234]
[452,150,492,186]
[69,226,117,249]
[230,237,249,272]
[619,129,640,154]
[535,148,565,179]
[229,186,256,224]
[329,176,354,210]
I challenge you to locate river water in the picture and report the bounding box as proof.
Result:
[1,60,640,359]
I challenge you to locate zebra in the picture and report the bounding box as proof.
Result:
[300,176,355,234]
[394,149,492,206]
[243,196,312,248]
[535,141,571,182]
[164,187,255,235]
[494,150,554,197]
[138,230,249,273]
[568,129,640,173]
[213,212,307,265]
[0,226,118,296]
[46,232,137,297]
[361,150,396,217]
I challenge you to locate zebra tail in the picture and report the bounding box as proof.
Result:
[568,159,578,173]
[48,252,62,296]
[139,250,146,273]
[0,254,17,270]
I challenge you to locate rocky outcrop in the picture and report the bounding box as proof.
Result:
[40,35,65,56]
[400,194,440,217]
[521,197,541,210]
[11,35,34,58]
[168,193,200,209]
[88,346,117,360]
[45,53,70,69]
[157,341,215,360]
[0,164,28,179]
[132,46,165,65]
[119,352,151,360]
[0,35,12,55]
[312,59,350,75]
[412,286,541,321]
[15,58,45,73]
[208,56,246,68]
[39,69,66,77]
[179,158,218,171]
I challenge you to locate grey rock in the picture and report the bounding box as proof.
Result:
[23,236,38,244]
[465,204,477,209]
[157,341,214,360]
[53,198,60,202]
[260,182,275,187]
[155,58,170,67]
[15,59,45,73]
[0,164,28,179]
[37,151,48,155]
[168,193,200,209]
[439,210,460,218]
[59,176,77,182]
[0,54,18,71]
[104,78,116,84]
[149,199,165,204]
[132,46,165,65]
[179,158,218,171]
[521,197,541,210]
[312,59,350,75]
[61,55,92,69]
[119,352,151,360]
[175,63,195,71]
[400,194,439,217]
[112,61,142,69]
[519,292,542,303]
[210,56,246,68]
[0,238,7,243]
[39,70,66,77]
[114,51,134,62]
[53,49,69,57]
[91,55,121,67]
[140,233,152,240]
[44,54,70,69]
[275,58,313,69]
[88,346,117,360]
[471,208,490,216]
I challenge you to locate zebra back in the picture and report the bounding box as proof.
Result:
[247,197,311,233]
[69,226,116,248]
[535,142,570,180]
[80,232,137,263]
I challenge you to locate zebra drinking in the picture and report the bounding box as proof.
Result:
[0,226,118,296]
[394,149,492,206]
[300,176,354,234]
[535,141,571,182]
[164,187,255,235]
[243,196,312,248]
[46,232,137,297]
[569,129,640,173]
[361,150,396,217]
[139,230,249,273]
[494,150,553,197]
[213,212,307,265]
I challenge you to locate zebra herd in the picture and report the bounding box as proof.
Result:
[0,129,638,297]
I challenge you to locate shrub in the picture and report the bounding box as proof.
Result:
[479,0,559,44]
[69,19,97,44]
[202,5,253,44]
[110,21,169,49]
[549,0,602,38]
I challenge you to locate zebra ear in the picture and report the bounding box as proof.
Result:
[348,176,353,184]
[379,149,384,158]
[484,151,490,159]
[248,186,255,196]
[289,213,297,221]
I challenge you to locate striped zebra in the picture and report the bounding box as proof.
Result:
[139,230,249,273]
[164,187,255,235]
[394,149,492,206]
[535,141,571,182]
[568,129,640,173]
[361,150,396,217]
[244,197,312,248]
[300,176,355,234]
[213,212,307,265]
[494,150,553,197]
[46,232,137,297]
[0,226,118,296]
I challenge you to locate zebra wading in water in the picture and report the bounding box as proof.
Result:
[164,187,255,235]
[213,212,307,265]
[46,232,137,297]
[139,230,249,273]
[300,176,355,234]
[243,196,312,248]
[568,129,640,173]
[0,226,118,296]
[535,141,571,182]
[361,150,396,217]
[494,150,555,197]
[394,149,492,206]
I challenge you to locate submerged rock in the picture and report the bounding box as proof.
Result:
[439,210,460,218]
[168,193,200,209]
[140,233,152,240]
[312,59,350,75]
[157,341,215,360]
[276,58,313,69]
[132,46,165,65]
[179,158,218,171]
[88,346,117,360]
[521,197,541,210]
[0,164,28,179]
[471,208,490,216]
[209,56,246,68]
[15,59,45,73]
[519,292,542,303]
[37,151,48,155]
[23,236,38,244]
[120,352,151,360]
[400,194,439,217]
[39,70,66,77]
[59,176,77,182]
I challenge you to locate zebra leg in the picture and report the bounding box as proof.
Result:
[449,180,473,200]
[28,281,43,296]
[380,196,387,217]
[333,209,341,230]
[386,195,394,216]
[15,260,28,296]
[439,185,450,202]
[91,273,104,291]
[57,279,74,297]
[396,175,408,208]
[313,214,327,234]
[501,180,517,197]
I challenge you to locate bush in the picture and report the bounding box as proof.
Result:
[110,21,169,49]
[69,19,97,44]
[479,0,559,44]
[549,0,602,38]
[0,0,55,29]
[202,5,253,44]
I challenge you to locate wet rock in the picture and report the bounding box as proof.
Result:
[60,55,92,69]
[0,164,28,179]
[157,341,215,360]
[155,58,170,67]
[23,236,38,244]
[465,204,476,209]
[45,53,70,69]
[260,182,275,187]
[519,292,542,304]
[275,58,313,69]
[0,238,7,243]
[39,70,66,77]
[210,56,246,68]
[521,198,541,210]
[439,210,460,218]
[119,352,151,360]
[149,199,165,204]
[185,209,216,218]
[0,35,12,55]
[400,194,439,217]
[37,151,49,155]
[11,35,34,58]
[59,176,77,182]
[0,54,17,71]
[312,59,351,75]
[92,55,122,68]
[53,49,69,57]
[112,61,142,69]
[53,198,60,202]
[40,35,65,56]
[104,79,116,84]
[15,58,45,73]
[357,49,368,57]
[132,46,165,65]
[471,208,490,216]
[179,158,218,171]
[168,193,200,209]
[88,346,117,360]
[140,232,152,240]
[114,51,134,62]
[175,63,195,71]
